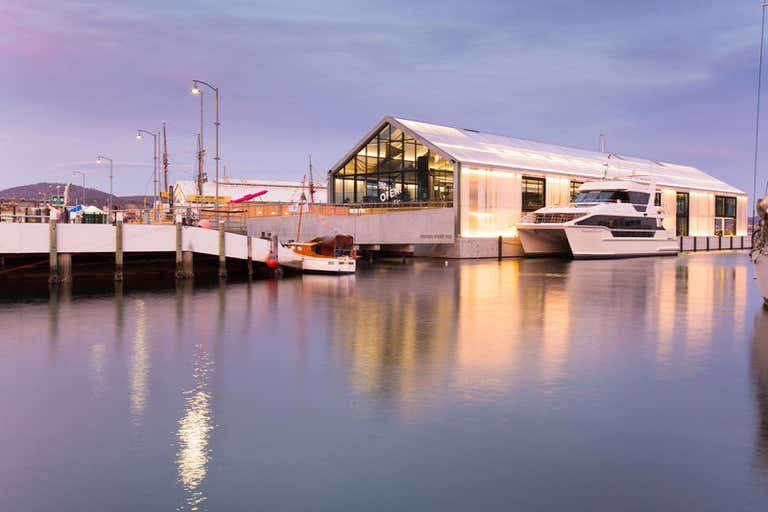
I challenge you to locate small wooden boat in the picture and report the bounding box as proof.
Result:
[286,239,356,274]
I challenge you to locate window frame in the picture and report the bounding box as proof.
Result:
[521,176,546,212]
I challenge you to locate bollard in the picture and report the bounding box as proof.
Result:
[498,235,502,261]
[48,211,58,283]
[175,215,184,279]
[114,212,124,281]
[247,236,254,277]
[218,223,227,278]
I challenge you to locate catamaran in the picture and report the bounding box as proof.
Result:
[516,178,678,259]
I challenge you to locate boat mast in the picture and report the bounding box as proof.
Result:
[753,3,768,233]
[296,176,306,242]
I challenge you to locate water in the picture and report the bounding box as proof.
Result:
[1,252,767,511]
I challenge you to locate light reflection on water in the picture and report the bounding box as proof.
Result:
[130,299,149,426]
[1,252,767,511]
[176,344,214,512]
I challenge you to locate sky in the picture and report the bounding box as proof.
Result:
[1,0,766,198]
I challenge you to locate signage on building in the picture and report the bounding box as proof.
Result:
[186,194,232,203]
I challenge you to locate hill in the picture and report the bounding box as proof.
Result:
[0,182,154,209]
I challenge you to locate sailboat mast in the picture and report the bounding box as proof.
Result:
[162,122,169,194]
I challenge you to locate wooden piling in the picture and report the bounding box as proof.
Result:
[114,212,124,281]
[48,211,58,283]
[218,223,227,278]
[175,216,184,279]
[247,235,254,277]
[498,235,502,261]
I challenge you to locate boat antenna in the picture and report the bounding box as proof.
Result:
[599,130,606,153]
[753,3,768,234]
[308,155,316,204]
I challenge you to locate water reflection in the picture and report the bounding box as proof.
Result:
[752,310,768,482]
[130,299,149,426]
[176,343,215,511]
[328,255,751,420]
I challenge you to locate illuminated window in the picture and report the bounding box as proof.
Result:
[714,196,736,236]
[676,192,689,236]
[330,123,453,206]
[654,192,661,207]
[522,177,546,212]
[570,181,583,200]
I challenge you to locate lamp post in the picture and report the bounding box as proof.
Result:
[137,129,159,220]
[191,79,220,225]
[96,155,114,214]
[72,170,86,205]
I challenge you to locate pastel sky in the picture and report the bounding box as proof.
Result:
[1,0,765,197]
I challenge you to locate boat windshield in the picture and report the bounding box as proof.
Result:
[572,190,649,205]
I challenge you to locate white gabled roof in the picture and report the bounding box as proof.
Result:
[387,117,743,195]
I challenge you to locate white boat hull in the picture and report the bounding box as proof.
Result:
[753,251,768,305]
[517,225,678,259]
[301,255,356,274]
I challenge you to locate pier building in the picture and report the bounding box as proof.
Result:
[311,116,747,257]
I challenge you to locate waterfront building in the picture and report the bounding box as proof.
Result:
[324,117,747,256]
[173,177,327,206]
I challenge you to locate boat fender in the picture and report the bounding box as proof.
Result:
[265,252,279,269]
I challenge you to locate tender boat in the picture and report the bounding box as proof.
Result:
[516,178,678,259]
[286,235,357,274]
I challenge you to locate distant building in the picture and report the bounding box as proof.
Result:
[327,116,747,239]
[172,177,327,206]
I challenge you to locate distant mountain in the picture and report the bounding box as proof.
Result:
[0,182,153,209]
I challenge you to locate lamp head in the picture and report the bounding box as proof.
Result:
[97,158,102,164]
[191,82,201,95]
[136,132,142,140]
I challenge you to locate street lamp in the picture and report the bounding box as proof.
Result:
[72,170,86,205]
[97,155,114,213]
[137,129,159,219]
[191,79,221,225]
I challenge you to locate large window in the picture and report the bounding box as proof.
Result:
[676,192,689,236]
[522,177,546,212]
[570,181,583,200]
[330,123,454,205]
[714,196,736,236]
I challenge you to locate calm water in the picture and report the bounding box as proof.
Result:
[1,252,768,511]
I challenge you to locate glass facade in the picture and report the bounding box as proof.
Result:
[522,177,546,212]
[714,195,736,236]
[330,123,454,205]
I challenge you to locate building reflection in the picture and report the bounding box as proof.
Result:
[327,253,751,420]
[751,311,768,483]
